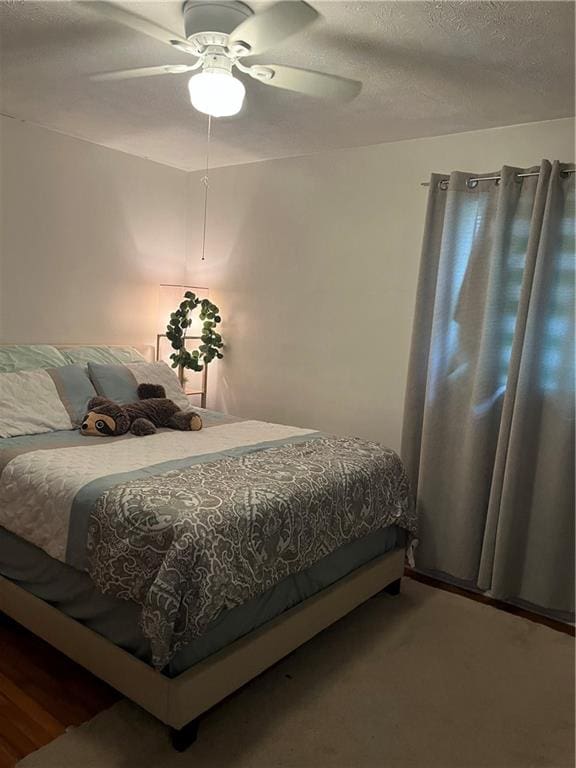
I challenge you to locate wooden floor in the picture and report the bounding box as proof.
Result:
[0,576,571,767]
[0,613,118,767]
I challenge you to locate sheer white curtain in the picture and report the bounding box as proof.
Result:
[402,161,575,619]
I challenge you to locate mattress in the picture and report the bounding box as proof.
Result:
[0,407,415,672]
[0,523,404,678]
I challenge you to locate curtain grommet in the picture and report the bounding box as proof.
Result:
[466,178,479,189]
[438,179,449,191]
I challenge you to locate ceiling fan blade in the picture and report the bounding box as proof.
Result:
[91,64,198,82]
[79,2,195,52]
[252,65,362,101]
[229,1,319,57]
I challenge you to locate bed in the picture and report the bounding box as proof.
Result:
[0,344,415,750]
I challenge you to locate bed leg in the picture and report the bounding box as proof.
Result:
[170,718,200,752]
[383,578,401,597]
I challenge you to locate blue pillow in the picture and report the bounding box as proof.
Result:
[47,365,98,426]
[0,344,67,373]
[87,361,189,410]
[60,346,146,366]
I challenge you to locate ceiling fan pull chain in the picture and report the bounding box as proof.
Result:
[200,114,212,261]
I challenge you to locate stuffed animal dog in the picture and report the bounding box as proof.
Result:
[80,384,202,437]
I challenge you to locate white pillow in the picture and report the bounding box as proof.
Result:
[128,362,190,410]
[0,369,73,438]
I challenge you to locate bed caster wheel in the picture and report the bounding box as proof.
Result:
[170,717,200,751]
[383,578,401,597]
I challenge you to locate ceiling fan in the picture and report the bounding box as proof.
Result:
[84,0,362,117]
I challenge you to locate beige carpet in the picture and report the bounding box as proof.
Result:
[18,580,574,768]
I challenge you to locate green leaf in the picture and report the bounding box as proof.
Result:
[164,294,225,369]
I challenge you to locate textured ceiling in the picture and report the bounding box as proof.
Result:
[0,1,574,171]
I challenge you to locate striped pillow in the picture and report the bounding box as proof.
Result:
[0,365,97,438]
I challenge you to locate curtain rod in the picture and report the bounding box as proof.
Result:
[420,168,575,187]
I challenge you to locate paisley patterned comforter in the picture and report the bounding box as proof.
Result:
[0,410,415,669]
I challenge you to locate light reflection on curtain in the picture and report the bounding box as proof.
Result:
[402,161,575,619]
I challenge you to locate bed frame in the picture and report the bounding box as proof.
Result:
[0,551,403,749]
[0,343,405,750]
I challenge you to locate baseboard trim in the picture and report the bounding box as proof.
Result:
[405,568,575,637]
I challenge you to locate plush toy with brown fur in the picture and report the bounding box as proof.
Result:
[80,384,202,437]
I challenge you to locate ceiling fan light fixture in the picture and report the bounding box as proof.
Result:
[188,71,245,117]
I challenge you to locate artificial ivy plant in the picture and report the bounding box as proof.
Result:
[165,291,224,372]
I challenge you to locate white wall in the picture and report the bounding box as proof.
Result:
[1,116,573,450]
[0,116,190,346]
[188,117,575,450]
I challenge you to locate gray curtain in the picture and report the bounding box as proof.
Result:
[402,160,575,619]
